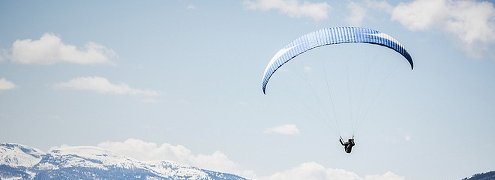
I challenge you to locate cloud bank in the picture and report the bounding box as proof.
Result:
[264,124,300,135]
[243,0,331,21]
[261,162,404,180]
[262,162,361,180]
[96,138,255,178]
[0,78,16,90]
[54,76,159,101]
[4,33,115,65]
[391,0,495,57]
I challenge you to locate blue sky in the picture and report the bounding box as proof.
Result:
[1,0,495,179]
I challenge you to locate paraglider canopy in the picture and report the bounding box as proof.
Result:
[261,27,413,94]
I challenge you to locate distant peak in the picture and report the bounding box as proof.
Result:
[0,143,43,168]
[0,143,44,156]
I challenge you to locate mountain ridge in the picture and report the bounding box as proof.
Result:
[463,171,495,180]
[0,143,246,180]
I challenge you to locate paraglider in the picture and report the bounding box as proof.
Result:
[340,137,355,153]
[260,27,413,153]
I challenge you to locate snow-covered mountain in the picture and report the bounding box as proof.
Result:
[0,143,247,180]
[463,171,495,180]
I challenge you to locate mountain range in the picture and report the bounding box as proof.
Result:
[0,143,246,180]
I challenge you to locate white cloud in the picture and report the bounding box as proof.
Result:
[261,162,404,180]
[7,33,115,65]
[391,0,495,57]
[262,162,360,180]
[365,0,393,13]
[0,78,16,90]
[364,171,405,180]
[96,138,255,178]
[54,76,159,101]
[264,124,300,135]
[347,2,367,26]
[391,0,446,31]
[243,0,331,21]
